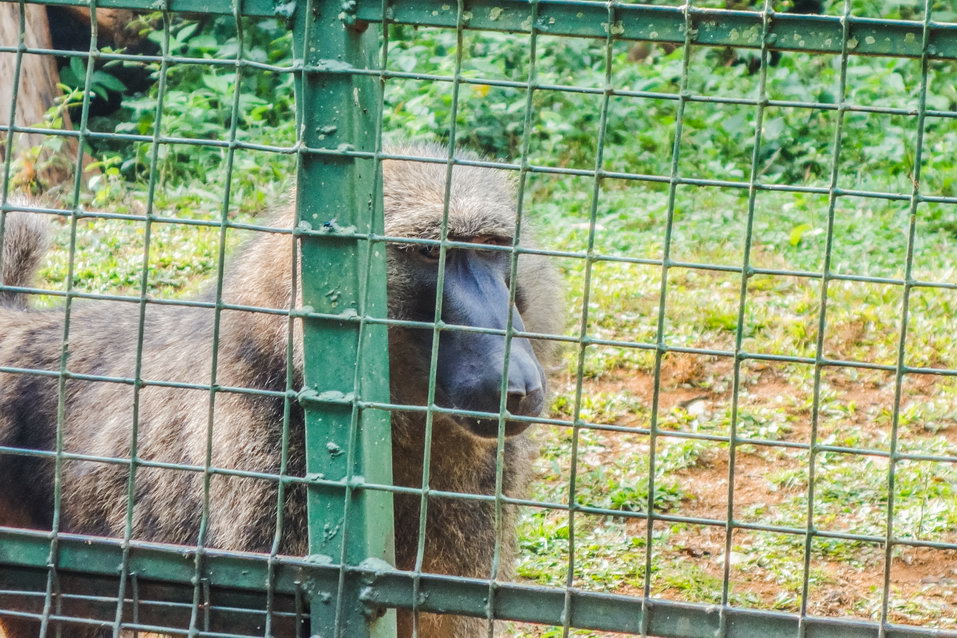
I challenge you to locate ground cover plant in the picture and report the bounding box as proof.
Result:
[15,1,957,635]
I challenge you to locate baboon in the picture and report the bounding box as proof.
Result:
[0,142,563,637]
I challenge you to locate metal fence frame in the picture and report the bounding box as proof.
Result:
[1,1,956,636]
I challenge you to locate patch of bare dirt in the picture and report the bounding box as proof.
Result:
[583,354,735,412]
[528,354,957,634]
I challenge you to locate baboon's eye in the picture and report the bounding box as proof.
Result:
[418,244,441,262]
[473,235,511,248]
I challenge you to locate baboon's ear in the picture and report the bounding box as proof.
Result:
[514,250,564,370]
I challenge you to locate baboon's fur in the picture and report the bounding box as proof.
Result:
[0,143,562,637]
[0,200,49,308]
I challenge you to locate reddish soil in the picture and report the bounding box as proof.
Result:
[510,355,957,636]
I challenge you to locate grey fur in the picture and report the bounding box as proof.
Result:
[0,143,563,637]
[0,197,49,308]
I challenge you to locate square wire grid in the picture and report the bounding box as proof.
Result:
[0,1,956,637]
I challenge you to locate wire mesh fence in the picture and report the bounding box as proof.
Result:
[1,1,956,637]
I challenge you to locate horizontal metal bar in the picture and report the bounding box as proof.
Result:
[0,45,294,73]
[5,199,957,288]
[1,529,954,637]
[6,0,957,62]
[3,425,955,527]
[8,55,957,123]
[9,0,288,17]
[3,344,954,405]
[5,123,957,210]
[0,574,299,637]
[364,569,957,638]
[0,530,298,592]
[358,1,957,60]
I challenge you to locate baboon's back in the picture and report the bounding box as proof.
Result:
[0,299,298,551]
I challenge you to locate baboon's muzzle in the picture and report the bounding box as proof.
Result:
[434,250,546,438]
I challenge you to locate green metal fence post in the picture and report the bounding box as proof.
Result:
[292,2,395,637]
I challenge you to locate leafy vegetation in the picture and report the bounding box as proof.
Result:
[17,1,957,635]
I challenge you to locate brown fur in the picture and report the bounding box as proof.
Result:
[0,143,562,637]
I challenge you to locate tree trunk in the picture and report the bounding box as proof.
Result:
[0,2,81,190]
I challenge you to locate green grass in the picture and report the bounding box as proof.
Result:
[504,180,957,633]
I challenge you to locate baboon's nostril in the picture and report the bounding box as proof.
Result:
[508,386,544,417]
[506,391,525,417]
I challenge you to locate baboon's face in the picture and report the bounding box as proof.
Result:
[393,236,546,438]
[384,147,547,438]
